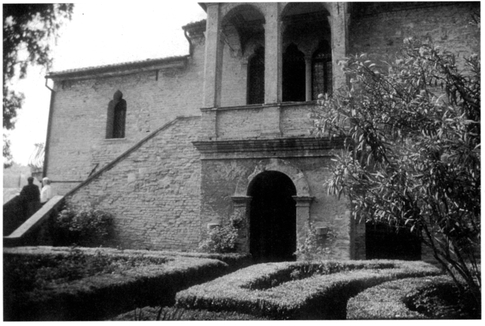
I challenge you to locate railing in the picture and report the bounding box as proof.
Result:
[3,195,25,236]
[203,102,319,140]
[3,196,64,247]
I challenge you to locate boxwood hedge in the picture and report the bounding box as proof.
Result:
[175,260,442,320]
[347,276,477,319]
[3,247,231,321]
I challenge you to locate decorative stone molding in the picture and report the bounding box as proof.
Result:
[231,195,252,253]
[231,158,311,197]
[293,195,315,253]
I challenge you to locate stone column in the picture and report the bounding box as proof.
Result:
[231,195,252,253]
[305,56,312,101]
[202,3,223,108]
[329,2,349,91]
[264,3,282,104]
[293,196,314,254]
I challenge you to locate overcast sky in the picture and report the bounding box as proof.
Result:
[7,0,207,166]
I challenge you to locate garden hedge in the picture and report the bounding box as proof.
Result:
[175,260,442,319]
[3,247,231,321]
[347,276,469,319]
[112,306,271,321]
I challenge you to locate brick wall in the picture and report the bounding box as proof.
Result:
[66,117,202,251]
[199,155,352,260]
[44,2,479,256]
[47,43,206,196]
[349,2,480,64]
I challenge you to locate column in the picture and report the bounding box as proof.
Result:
[305,56,312,101]
[202,3,223,108]
[293,196,314,256]
[329,2,349,91]
[264,3,282,104]
[231,195,252,253]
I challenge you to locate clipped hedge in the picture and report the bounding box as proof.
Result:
[3,247,230,321]
[347,276,479,319]
[4,246,253,271]
[112,306,270,321]
[175,260,442,320]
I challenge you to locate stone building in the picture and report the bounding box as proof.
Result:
[44,2,479,262]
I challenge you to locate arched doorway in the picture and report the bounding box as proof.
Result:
[248,171,297,262]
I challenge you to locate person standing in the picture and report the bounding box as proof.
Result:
[40,177,54,205]
[19,176,40,218]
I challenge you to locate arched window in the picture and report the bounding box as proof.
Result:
[312,41,332,99]
[106,90,127,139]
[247,46,265,105]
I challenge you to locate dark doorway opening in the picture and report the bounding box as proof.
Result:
[247,46,265,105]
[283,43,306,102]
[366,222,421,260]
[248,171,297,262]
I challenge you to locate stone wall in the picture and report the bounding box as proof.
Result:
[43,2,479,258]
[66,117,202,251]
[47,42,206,196]
[349,2,480,64]
[198,152,351,260]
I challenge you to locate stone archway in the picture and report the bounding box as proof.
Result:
[232,159,313,260]
[248,171,296,262]
[234,159,310,196]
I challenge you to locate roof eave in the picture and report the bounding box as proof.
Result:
[46,55,189,81]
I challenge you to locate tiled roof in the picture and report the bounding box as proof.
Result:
[46,55,189,79]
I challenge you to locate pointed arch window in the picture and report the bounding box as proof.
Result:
[106,90,127,139]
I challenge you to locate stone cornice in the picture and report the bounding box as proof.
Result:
[193,136,347,160]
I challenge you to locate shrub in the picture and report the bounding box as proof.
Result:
[3,247,229,321]
[347,276,480,319]
[175,260,441,319]
[294,221,338,260]
[312,35,481,308]
[52,202,114,246]
[199,215,243,253]
[112,306,269,321]
[3,248,169,294]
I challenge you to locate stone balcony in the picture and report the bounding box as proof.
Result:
[195,102,346,160]
[199,102,321,141]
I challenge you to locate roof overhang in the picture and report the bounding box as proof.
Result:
[46,55,189,82]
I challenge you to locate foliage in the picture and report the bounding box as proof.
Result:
[311,37,480,307]
[3,248,228,321]
[3,249,168,294]
[176,260,441,319]
[347,276,480,319]
[294,221,337,260]
[53,202,114,246]
[112,306,268,321]
[199,215,244,253]
[3,4,74,165]
[3,133,13,167]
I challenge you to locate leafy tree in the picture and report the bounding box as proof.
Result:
[3,4,74,167]
[312,37,480,309]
